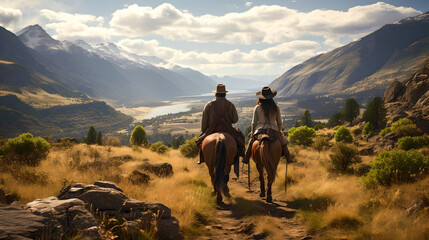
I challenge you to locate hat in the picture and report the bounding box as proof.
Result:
[212,84,229,93]
[256,86,277,99]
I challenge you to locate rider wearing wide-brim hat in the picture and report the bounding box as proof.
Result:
[243,86,291,164]
[196,84,245,165]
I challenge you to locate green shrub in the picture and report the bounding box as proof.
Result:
[363,122,374,135]
[313,123,325,130]
[391,118,413,131]
[149,141,169,154]
[394,124,423,137]
[379,127,392,137]
[335,126,353,143]
[361,150,429,187]
[333,125,341,130]
[398,135,429,150]
[3,133,50,166]
[288,126,316,146]
[329,143,361,173]
[312,136,330,153]
[130,125,148,146]
[180,137,199,158]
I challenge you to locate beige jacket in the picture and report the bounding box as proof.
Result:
[251,104,282,134]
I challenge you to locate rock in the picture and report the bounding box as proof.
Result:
[404,78,429,104]
[384,80,404,103]
[157,217,183,240]
[57,182,171,219]
[384,132,398,141]
[0,206,46,240]
[406,196,429,216]
[80,226,102,240]
[301,236,313,240]
[129,170,151,185]
[139,162,173,177]
[121,221,141,235]
[26,196,97,235]
[355,164,371,176]
[359,146,374,156]
[237,223,255,235]
[94,181,123,192]
[253,232,267,239]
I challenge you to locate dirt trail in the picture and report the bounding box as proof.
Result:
[196,167,312,240]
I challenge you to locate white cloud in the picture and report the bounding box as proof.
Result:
[40,9,111,42]
[117,38,320,75]
[110,2,421,46]
[0,6,22,27]
[245,2,253,7]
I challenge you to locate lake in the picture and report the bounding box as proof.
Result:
[117,102,192,121]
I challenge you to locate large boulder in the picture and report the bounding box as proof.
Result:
[57,182,171,219]
[129,170,151,185]
[26,196,99,238]
[384,80,404,103]
[139,162,173,177]
[0,206,46,240]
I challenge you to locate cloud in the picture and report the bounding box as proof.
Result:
[0,6,22,27]
[110,2,421,46]
[40,9,111,42]
[245,2,253,7]
[117,38,320,75]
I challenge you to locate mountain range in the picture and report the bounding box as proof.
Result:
[270,12,429,98]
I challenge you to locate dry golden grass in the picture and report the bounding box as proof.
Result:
[0,144,215,237]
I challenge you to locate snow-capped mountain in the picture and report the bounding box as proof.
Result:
[16,25,216,104]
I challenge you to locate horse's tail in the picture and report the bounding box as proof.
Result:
[214,139,226,193]
[260,139,276,179]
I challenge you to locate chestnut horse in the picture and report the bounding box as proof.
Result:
[251,137,282,202]
[202,132,238,203]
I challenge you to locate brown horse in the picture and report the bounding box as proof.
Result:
[251,137,282,202]
[202,132,238,203]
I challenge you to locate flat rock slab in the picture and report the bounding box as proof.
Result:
[0,206,45,240]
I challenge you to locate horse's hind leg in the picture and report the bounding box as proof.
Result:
[222,174,231,198]
[266,166,276,203]
[255,160,265,198]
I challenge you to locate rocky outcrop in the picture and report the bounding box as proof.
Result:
[139,162,174,177]
[0,206,46,239]
[384,70,429,133]
[26,197,99,238]
[129,170,151,184]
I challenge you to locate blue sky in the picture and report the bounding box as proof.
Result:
[0,0,427,77]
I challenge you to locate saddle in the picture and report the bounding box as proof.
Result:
[253,128,277,143]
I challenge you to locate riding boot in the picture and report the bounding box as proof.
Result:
[242,139,254,164]
[197,149,204,164]
[282,144,292,163]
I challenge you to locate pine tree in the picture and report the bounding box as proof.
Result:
[86,126,97,145]
[363,97,387,129]
[300,109,313,127]
[342,98,360,122]
[96,131,103,145]
[328,112,343,128]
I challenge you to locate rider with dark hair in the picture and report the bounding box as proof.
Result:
[243,86,291,164]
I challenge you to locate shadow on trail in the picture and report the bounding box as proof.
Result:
[218,197,296,219]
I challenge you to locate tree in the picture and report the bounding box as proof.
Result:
[96,131,103,145]
[342,98,360,122]
[86,126,97,145]
[328,112,343,128]
[363,97,387,130]
[300,109,313,127]
[172,135,185,149]
[130,125,148,146]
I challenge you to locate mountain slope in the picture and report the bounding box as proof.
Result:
[17,25,216,104]
[271,12,429,97]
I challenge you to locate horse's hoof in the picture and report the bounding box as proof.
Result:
[224,192,231,198]
[259,192,265,197]
[266,196,272,203]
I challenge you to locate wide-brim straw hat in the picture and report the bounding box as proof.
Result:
[212,84,229,93]
[256,86,277,99]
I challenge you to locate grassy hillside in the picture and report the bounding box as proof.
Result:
[1,128,428,239]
